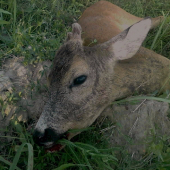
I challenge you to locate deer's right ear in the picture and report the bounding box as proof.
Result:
[101,18,152,61]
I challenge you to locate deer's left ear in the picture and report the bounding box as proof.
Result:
[101,18,152,61]
[66,23,82,41]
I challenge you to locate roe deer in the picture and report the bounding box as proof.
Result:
[33,1,170,152]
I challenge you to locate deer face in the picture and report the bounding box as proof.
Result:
[33,19,151,151]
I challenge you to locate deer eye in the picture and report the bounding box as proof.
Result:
[70,75,87,88]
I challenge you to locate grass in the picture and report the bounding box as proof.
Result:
[0,0,170,169]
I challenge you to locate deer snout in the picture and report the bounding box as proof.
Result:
[33,128,64,147]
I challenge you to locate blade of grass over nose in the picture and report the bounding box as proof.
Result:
[9,143,33,170]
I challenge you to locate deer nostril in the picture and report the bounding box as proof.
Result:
[33,130,46,146]
[38,135,45,142]
[33,128,56,146]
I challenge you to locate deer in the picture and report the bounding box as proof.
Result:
[33,1,170,152]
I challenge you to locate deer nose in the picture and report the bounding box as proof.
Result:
[33,129,46,146]
[33,128,61,146]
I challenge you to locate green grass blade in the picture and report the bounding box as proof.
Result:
[53,163,87,170]
[13,0,16,27]
[0,20,10,24]
[68,127,95,133]
[0,8,11,14]
[75,142,99,153]
[150,12,167,50]
[0,156,21,170]
[80,150,93,170]
[68,145,83,165]
[89,153,117,161]
[27,143,34,170]
[9,143,33,170]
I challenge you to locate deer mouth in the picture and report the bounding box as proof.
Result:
[45,143,64,153]
[45,133,70,153]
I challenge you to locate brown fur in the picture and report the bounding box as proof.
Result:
[78,1,164,46]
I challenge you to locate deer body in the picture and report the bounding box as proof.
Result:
[111,47,170,100]
[33,1,170,150]
[78,1,164,46]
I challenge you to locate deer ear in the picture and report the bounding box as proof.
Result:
[102,18,152,60]
[66,23,82,41]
